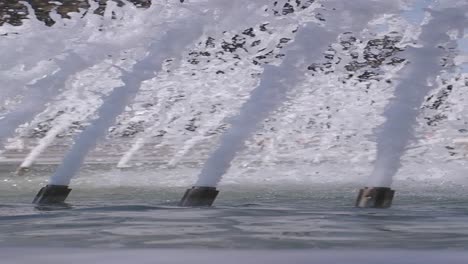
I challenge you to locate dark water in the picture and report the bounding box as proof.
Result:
[1,177,468,250]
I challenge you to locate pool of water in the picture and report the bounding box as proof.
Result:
[3,248,468,264]
[1,168,467,250]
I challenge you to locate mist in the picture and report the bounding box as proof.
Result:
[368,6,467,187]
[194,0,398,187]
[49,17,205,185]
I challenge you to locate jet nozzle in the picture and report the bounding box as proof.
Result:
[33,185,72,205]
[356,187,395,208]
[179,186,219,207]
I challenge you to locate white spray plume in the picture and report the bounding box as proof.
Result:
[49,15,206,185]
[194,0,397,187]
[369,6,467,187]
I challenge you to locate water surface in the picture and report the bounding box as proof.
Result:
[1,170,467,250]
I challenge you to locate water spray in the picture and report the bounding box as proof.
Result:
[168,112,227,168]
[180,0,394,206]
[16,123,69,175]
[32,185,72,205]
[188,24,335,191]
[115,2,269,171]
[0,53,87,152]
[117,102,173,168]
[32,8,206,203]
[179,186,219,207]
[359,6,467,207]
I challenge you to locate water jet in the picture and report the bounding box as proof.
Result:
[355,187,395,208]
[32,185,72,205]
[179,186,219,207]
[365,7,466,194]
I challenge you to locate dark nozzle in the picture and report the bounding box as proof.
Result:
[356,187,395,208]
[179,186,219,207]
[33,185,72,205]
[16,166,30,176]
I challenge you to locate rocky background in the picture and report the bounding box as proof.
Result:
[0,0,466,184]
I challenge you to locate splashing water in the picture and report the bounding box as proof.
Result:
[0,52,88,150]
[113,0,272,168]
[193,0,400,187]
[369,5,468,187]
[167,111,227,167]
[116,99,174,168]
[49,8,207,185]
[0,0,163,154]
[1,0,467,188]
[18,121,69,171]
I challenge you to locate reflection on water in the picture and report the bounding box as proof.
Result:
[0,0,151,26]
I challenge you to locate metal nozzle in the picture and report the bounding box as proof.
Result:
[15,166,30,176]
[179,186,219,207]
[356,187,395,208]
[33,185,72,205]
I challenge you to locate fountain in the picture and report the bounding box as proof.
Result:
[0,0,466,209]
[357,4,468,208]
[32,2,213,203]
[180,0,400,206]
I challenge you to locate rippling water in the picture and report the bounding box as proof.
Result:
[1,168,468,250]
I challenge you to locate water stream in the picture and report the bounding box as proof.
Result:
[0,0,467,252]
